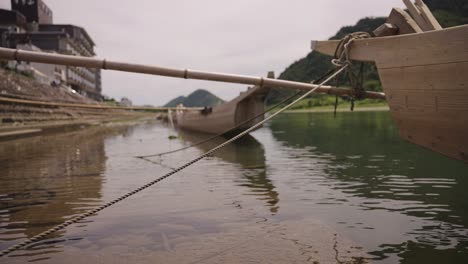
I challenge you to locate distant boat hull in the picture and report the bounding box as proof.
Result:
[174,86,270,135]
[313,25,468,162]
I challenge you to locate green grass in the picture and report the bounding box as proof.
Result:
[279,96,387,111]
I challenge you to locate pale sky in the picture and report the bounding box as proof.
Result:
[0,0,404,106]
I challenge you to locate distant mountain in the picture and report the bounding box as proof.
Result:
[165,96,186,107]
[164,89,224,107]
[266,0,468,105]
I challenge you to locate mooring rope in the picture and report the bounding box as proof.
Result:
[332,32,370,67]
[136,90,303,159]
[332,32,371,109]
[136,65,340,159]
[0,64,348,259]
[1,31,371,257]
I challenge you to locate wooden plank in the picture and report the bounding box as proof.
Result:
[415,0,443,30]
[386,8,423,34]
[394,117,468,162]
[373,23,399,37]
[379,61,468,162]
[311,40,341,57]
[311,25,468,68]
[402,0,432,31]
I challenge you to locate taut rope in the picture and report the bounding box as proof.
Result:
[1,31,369,257]
[332,32,371,108]
[136,64,342,159]
[0,64,348,258]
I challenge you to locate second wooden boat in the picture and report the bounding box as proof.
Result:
[173,79,271,135]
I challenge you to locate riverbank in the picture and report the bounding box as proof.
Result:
[0,68,164,140]
[0,111,157,141]
[0,98,160,141]
[1,112,157,135]
[285,105,389,113]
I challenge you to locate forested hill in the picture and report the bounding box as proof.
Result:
[266,0,468,105]
[164,89,224,107]
[424,0,468,26]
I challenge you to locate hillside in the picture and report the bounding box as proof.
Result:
[164,89,224,107]
[424,0,468,26]
[266,0,468,106]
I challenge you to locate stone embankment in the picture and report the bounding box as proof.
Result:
[0,69,157,139]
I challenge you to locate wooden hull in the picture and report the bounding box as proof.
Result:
[174,86,270,134]
[313,25,468,162]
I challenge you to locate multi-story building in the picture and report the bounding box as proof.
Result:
[0,9,26,48]
[0,9,27,32]
[0,0,102,100]
[11,0,53,24]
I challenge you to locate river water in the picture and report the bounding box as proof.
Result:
[1,112,467,263]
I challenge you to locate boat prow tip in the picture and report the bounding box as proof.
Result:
[310,40,318,51]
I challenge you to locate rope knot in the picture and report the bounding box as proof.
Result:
[332,32,371,106]
[332,32,370,67]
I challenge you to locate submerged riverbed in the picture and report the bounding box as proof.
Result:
[1,111,467,263]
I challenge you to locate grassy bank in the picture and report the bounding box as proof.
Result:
[270,96,388,113]
[284,105,389,113]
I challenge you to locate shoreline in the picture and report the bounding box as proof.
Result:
[0,113,157,141]
[284,105,389,113]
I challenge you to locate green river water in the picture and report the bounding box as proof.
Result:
[1,111,467,263]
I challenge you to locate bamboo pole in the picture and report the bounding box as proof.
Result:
[0,96,202,111]
[0,47,386,100]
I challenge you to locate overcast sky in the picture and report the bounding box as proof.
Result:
[0,0,404,106]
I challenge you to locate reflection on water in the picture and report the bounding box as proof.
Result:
[1,112,467,263]
[0,125,135,259]
[269,112,468,263]
[176,131,279,213]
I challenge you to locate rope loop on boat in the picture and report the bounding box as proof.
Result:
[0,63,349,258]
[332,32,370,67]
[332,32,370,105]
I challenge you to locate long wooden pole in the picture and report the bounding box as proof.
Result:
[0,47,386,100]
[0,96,202,111]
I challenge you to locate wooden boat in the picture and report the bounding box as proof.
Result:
[312,1,468,162]
[173,73,273,135]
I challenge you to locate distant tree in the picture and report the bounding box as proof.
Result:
[266,2,467,106]
[165,89,224,107]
